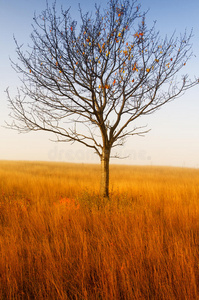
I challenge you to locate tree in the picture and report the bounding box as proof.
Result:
[7,0,198,198]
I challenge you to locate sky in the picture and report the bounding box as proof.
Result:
[0,0,199,167]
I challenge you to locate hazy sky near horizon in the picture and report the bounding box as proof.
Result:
[0,0,199,167]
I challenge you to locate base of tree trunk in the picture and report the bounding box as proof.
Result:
[100,149,110,199]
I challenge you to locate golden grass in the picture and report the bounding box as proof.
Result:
[0,160,199,299]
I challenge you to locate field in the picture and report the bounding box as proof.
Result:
[0,160,199,299]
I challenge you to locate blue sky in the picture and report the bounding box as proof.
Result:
[0,0,199,167]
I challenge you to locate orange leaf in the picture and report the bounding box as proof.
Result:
[132,62,137,71]
[113,79,116,85]
[134,32,139,38]
[146,68,150,72]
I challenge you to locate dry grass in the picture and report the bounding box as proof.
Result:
[0,160,199,299]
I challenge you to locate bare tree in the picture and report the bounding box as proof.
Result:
[7,0,198,198]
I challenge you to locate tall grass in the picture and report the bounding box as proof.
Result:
[0,161,198,299]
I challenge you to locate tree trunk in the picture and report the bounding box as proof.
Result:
[100,148,110,199]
